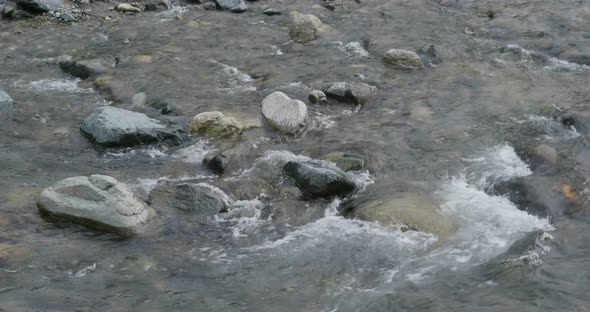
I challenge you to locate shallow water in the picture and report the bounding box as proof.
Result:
[1,0,590,311]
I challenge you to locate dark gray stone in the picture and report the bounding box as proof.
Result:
[559,110,590,134]
[144,0,171,11]
[60,59,112,79]
[80,106,184,147]
[283,161,357,198]
[321,82,377,105]
[16,0,63,14]
[214,0,247,12]
[203,151,230,175]
[149,183,231,215]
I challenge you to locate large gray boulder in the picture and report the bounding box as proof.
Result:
[283,161,357,198]
[321,82,377,105]
[261,91,308,134]
[383,49,424,69]
[352,193,459,240]
[214,0,247,13]
[289,12,323,42]
[80,106,184,147]
[37,175,154,236]
[149,183,232,215]
[16,0,62,14]
[0,89,14,114]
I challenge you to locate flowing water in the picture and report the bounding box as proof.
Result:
[1,0,590,311]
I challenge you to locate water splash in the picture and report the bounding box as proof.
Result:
[11,78,93,93]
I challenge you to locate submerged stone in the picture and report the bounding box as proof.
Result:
[149,183,231,215]
[321,152,365,171]
[37,175,154,236]
[352,193,460,240]
[416,44,442,66]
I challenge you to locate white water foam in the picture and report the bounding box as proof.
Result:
[393,144,552,282]
[11,78,93,93]
[233,150,374,192]
[215,198,267,238]
[247,215,436,253]
[501,44,590,72]
[462,144,532,189]
[241,145,551,290]
[30,55,73,64]
[104,140,210,164]
[156,5,188,19]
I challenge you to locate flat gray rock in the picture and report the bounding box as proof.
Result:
[37,175,154,236]
[80,106,184,147]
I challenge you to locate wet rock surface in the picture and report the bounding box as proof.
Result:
[283,160,356,198]
[37,175,154,236]
[321,82,377,105]
[80,106,184,147]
